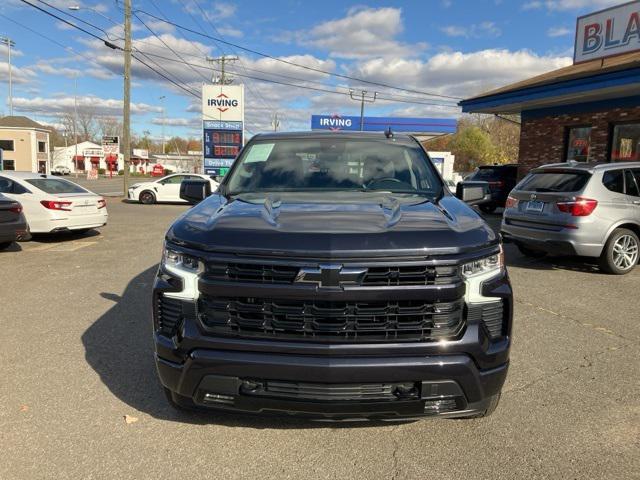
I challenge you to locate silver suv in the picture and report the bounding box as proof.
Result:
[501,162,640,274]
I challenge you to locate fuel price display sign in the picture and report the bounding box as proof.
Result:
[203,120,243,176]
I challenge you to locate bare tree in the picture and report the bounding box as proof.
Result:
[96,116,123,139]
[76,108,97,142]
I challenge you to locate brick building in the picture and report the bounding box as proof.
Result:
[459,51,640,175]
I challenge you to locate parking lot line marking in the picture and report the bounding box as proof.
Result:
[48,242,97,252]
[24,244,57,252]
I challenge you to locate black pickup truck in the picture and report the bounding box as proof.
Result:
[153,131,512,420]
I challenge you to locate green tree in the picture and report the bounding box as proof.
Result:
[448,124,495,172]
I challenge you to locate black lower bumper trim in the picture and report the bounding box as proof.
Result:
[156,349,508,419]
[501,232,577,255]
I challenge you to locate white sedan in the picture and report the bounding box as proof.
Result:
[0,171,108,235]
[127,173,219,204]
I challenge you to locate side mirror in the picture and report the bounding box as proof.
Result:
[180,179,211,205]
[456,183,491,206]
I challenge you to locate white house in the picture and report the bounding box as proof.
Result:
[52,141,123,174]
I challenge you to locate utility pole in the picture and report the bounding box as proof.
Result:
[349,90,377,131]
[122,0,132,192]
[1,36,15,116]
[271,112,280,132]
[73,74,78,177]
[159,95,166,155]
[206,55,238,85]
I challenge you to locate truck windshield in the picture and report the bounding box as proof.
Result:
[226,138,443,197]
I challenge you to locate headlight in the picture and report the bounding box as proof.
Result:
[461,246,504,278]
[161,245,202,272]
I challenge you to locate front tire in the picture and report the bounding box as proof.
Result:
[0,241,12,251]
[599,228,639,275]
[139,190,156,205]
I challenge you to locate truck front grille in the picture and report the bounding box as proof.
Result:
[204,262,460,286]
[198,296,465,342]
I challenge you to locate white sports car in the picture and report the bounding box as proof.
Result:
[0,171,108,234]
[127,173,219,204]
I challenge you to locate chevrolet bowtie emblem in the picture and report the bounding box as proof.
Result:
[295,264,367,288]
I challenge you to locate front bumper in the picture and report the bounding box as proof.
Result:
[153,268,512,419]
[157,349,508,419]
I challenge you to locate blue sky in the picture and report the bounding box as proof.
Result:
[0,0,624,139]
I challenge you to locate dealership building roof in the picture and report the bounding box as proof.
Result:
[459,51,640,115]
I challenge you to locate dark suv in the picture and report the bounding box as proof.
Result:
[457,164,519,214]
[153,132,512,420]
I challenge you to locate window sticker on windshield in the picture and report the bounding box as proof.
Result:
[244,143,275,163]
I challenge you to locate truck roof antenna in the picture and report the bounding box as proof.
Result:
[384,127,394,139]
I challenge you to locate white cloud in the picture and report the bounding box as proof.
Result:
[212,2,236,19]
[522,0,620,11]
[440,26,467,37]
[0,62,36,85]
[151,116,200,127]
[441,22,502,38]
[299,7,427,59]
[12,95,162,117]
[182,0,236,21]
[348,49,572,100]
[217,26,243,38]
[547,26,573,37]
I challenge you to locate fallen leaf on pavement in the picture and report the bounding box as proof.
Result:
[124,415,139,424]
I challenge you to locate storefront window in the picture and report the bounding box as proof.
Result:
[611,122,640,162]
[566,126,592,162]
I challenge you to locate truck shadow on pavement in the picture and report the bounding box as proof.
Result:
[82,265,395,429]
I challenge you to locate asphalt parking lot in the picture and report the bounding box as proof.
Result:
[1,200,638,480]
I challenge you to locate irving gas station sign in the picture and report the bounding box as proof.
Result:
[202,84,245,176]
[574,0,640,63]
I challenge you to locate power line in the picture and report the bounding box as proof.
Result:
[133,8,463,100]
[0,12,122,79]
[17,0,461,110]
[19,0,202,99]
[189,0,277,114]
[133,50,460,108]
[27,0,457,107]
[133,11,210,84]
[20,0,119,49]
[33,0,119,40]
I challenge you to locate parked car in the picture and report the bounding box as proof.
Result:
[457,164,519,214]
[0,172,107,235]
[52,165,71,176]
[0,193,28,250]
[153,131,512,420]
[502,161,640,274]
[127,173,219,204]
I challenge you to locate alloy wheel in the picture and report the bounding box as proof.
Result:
[612,234,639,270]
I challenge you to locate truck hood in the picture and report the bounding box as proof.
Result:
[167,193,497,257]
